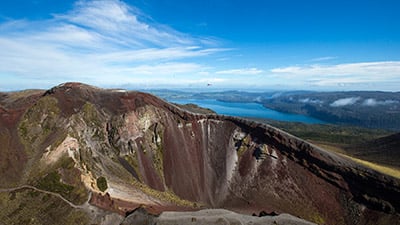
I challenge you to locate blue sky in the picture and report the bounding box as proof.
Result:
[0,0,399,91]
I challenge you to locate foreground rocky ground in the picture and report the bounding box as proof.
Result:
[121,208,317,225]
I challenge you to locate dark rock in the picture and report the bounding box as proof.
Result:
[121,207,156,225]
[259,210,279,217]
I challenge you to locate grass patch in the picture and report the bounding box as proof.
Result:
[153,127,165,183]
[33,156,88,205]
[18,96,61,152]
[6,89,43,102]
[0,189,89,225]
[312,142,400,179]
[237,135,251,158]
[309,213,325,225]
[310,141,347,154]
[96,176,108,192]
[340,154,400,179]
[313,142,400,179]
[131,179,200,208]
[252,119,393,146]
[37,171,74,197]
[124,154,142,181]
[82,102,101,126]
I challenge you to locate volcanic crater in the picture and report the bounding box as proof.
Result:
[0,82,399,225]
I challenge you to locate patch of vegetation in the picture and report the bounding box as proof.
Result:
[96,176,108,192]
[5,89,44,102]
[81,102,105,140]
[124,154,142,181]
[262,119,400,177]
[59,154,75,170]
[236,135,251,158]
[37,171,74,197]
[309,213,326,225]
[339,154,400,179]
[254,119,393,146]
[18,96,61,152]
[154,143,164,181]
[152,125,165,183]
[49,133,68,152]
[132,179,201,208]
[0,189,89,225]
[58,158,89,205]
[78,145,98,173]
[124,154,143,180]
[31,156,88,205]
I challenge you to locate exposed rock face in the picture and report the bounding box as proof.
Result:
[0,82,399,225]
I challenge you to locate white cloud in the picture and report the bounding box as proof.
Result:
[299,98,323,104]
[115,62,202,75]
[362,98,399,106]
[270,61,400,89]
[196,78,226,83]
[0,0,226,89]
[216,68,263,75]
[330,97,360,107]
[310,56,337,62]
[90,47,226,63]
[59,0,193,47]
[271,62,400,77]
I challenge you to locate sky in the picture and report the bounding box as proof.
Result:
[0,0,399,91]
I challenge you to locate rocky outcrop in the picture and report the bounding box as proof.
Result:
[121,208,317,225]
[0,82,399,225]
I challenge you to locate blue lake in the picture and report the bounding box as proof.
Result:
[168,98,325,124]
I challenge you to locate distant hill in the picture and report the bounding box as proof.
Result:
[260,91,400,131]
[346,132,400,168]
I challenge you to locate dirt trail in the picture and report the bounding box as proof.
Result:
[0,185,89,209]
[0,185,125,225]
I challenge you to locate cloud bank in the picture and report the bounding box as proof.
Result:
[0,0,224,90]
[299,98,323,104]
[216,68,263,75]
[362,98,399,106]
[270,62,400,90]
[330,97,360,107]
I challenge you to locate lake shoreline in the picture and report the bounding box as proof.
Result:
[168,98,326,124]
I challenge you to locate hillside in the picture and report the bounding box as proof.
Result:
[0,83,399,225]
[247,119,400,178]
[346,132,400,168]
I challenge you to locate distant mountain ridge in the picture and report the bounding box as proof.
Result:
[150,90,400,130]
[261,91,400,130]
[0,83,399,225]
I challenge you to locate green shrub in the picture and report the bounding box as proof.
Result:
[96,177,108,192]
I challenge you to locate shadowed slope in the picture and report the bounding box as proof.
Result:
[347,132,400,168]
